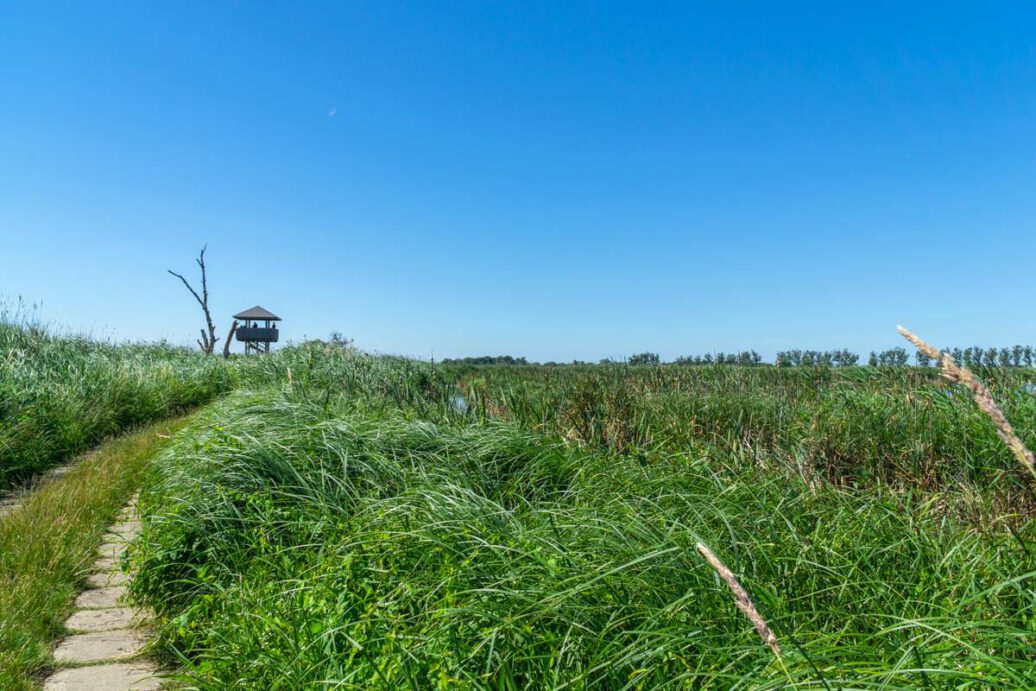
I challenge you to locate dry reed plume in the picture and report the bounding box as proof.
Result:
[696,541,782,656]
[897,325,1036,482]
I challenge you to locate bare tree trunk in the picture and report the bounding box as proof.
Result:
[222,320,239,359]
[169,245,218,354]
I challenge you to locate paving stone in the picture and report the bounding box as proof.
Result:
[92,557,118,572]
[43,662,160,690]
[44,498,158,689]
[53,630,147,664]
[86,570,129,588]
[97,542,127,559]
[111,521,142,534]
[110,532,140,543]
[75,586,125,609]
[65,607,139,632]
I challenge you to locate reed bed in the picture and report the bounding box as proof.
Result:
[453,363,1036,504]
[0,320,234,487]
[128,352,1036,688]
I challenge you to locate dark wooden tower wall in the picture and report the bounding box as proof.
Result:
[233,306,281,354]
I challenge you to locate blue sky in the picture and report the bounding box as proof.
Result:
[2,2,1035,361]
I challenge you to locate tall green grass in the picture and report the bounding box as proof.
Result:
[0,319,234,487]
[129,355,1036,688]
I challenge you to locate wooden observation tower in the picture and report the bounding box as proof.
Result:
[234,306,281,354]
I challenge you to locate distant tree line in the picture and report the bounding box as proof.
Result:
[863,348,911,367]
[770,346,1036,368]
[675,350,762,366]
[941,346,1036,368]
[440,345,1036,368]
[440,355,529,366]
[598,353,666,366]
[627,352,661,366]
[869,346,1036,368]
[600,351,764,366]
[776,349,861,367]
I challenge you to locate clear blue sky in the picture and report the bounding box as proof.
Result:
[2,2,1034,361]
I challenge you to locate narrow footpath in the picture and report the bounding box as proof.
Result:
[43,494,161,690]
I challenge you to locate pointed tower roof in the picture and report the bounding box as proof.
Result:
[233,305,281,321]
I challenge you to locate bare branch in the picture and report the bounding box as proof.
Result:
[167,270,205,308]
[169,245,218,354]
[197,245,210,317]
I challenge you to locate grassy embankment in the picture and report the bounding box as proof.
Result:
[128,345,1036,688]
[0,318,234,488]
[0,316,240,688]
[0,415,192,690]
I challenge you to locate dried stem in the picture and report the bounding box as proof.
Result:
[696,541,781,656]
[222,320,239,359]
[897,325,1036,481]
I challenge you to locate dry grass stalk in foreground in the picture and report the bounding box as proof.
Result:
[897,325,1036,482]
[696,541,781,656]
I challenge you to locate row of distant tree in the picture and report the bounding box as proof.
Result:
[590,349,917,367]
[441,346,1036,368]
[673,345,1036,367]
[777,349,868,367]
[439,355,530,366]
[674,350,763,366]
[930,346,1036,368]
[777,346,1036,368]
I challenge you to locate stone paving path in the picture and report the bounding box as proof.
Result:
[43,495,162,690]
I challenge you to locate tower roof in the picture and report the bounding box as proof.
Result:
[233,305,281,321]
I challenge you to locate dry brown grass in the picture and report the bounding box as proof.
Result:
[696,541,782,657]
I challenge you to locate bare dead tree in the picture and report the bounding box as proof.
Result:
[222,320,239,359]
[168,245,218,355]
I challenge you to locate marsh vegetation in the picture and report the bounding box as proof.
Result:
[126,344,1036,688]
[3,315,1035,687]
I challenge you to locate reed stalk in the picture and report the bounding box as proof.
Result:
[897,325,1036,482]
[696,541,782,656]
